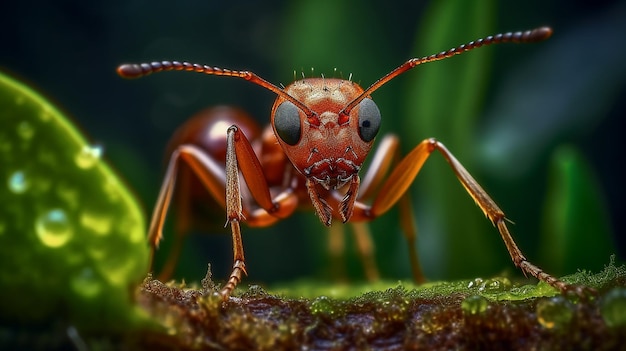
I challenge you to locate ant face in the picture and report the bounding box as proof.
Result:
[272,78,380,190]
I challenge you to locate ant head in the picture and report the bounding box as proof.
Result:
[269,77,380,190]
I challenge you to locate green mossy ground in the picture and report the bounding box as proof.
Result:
[130,257,626,351]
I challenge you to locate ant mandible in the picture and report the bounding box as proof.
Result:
[118,26,574,299]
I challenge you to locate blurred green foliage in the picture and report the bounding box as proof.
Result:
[403,0,498,278]
[0,72,149,329]
[540,146,615,274]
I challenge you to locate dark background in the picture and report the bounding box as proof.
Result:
[1,0,624,285]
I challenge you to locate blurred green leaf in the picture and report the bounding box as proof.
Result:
[540,145,614,274]
[0,72,149,329]
[402,0,500,279]
[279,0,388,81]
[479,8,626,177]
[472,4,625,277]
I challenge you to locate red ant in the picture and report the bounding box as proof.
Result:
[118,26,582,299]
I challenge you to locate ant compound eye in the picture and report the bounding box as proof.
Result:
[357,98,381,142]
[274,101,302,146]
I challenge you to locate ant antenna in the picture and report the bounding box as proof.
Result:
[117,61,316,120]
[341,26,553,115]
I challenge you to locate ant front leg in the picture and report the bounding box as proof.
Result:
[221,126,248,297]
[148,124,298,299]
[354,138,575,294]
[220,125,297,297]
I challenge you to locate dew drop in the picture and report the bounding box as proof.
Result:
[478,277,511,293]
[71,267,102,298]
[461,295,489,315]
[467,277,484,289]
[600,287,626,328]
[536,296,573,329]
[75,144,103,169]
[8,170,29,194]
[35,209,73,248]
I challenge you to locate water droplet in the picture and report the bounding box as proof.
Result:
[75,144,103,169]
[478,277,511,293]
[71,267,102,298]
[461,295,489,315]
[467,277,484,289]
[600,287,626,328]
[17,121,35,140]
[35,209,73,248]
[8,170,29,194]
[536,296,573,329]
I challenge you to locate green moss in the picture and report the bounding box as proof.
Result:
[0,72,149,330]
[133,256,625,350]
